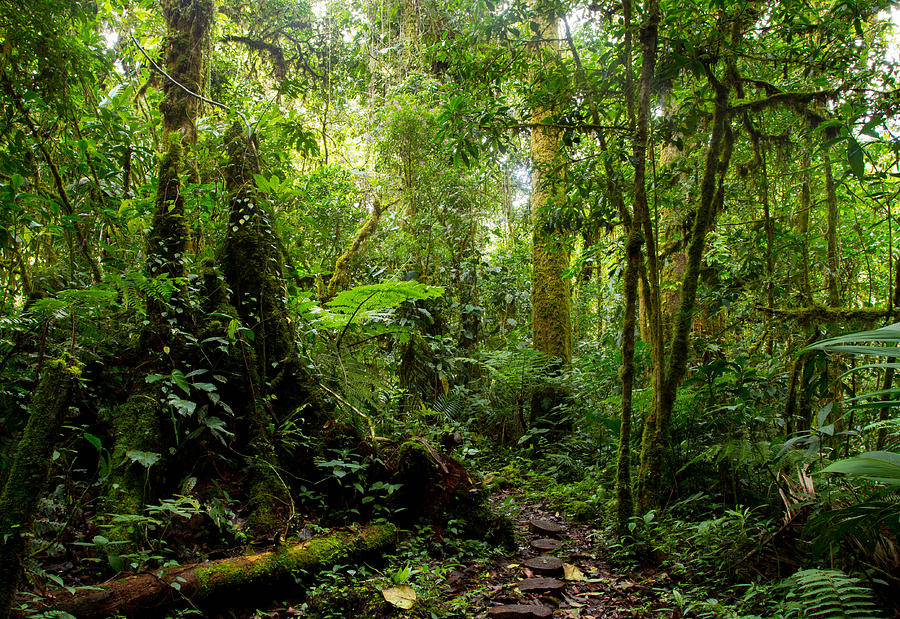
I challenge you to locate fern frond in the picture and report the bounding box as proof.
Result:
[784,568,880,618]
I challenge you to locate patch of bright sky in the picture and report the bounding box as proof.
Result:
[884,6,900,64]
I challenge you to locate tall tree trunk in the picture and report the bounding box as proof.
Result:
[637,78,733,511]
[877,255,900,450]
[796,138,813,304]
[823,138,842,308]
[614,0,656,534]
[529,0,572,424]
[104,0,213,545]
[220,124,323,532]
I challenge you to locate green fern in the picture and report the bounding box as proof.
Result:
[430,392,466,420]
[783,568,880,618]
[480,347,548,395]
[318,281,444,329]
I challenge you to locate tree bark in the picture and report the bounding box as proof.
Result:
[637,79,733,511]
[37,524,397,619]
[528,0,572,425]
[823,138,842,308]
[325,197,385,300]
[0,357,78,619]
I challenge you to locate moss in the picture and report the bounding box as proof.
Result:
[639,86,732,512]
[220,124,315,419]
[616,226,642,534]
[194,524,398,594]
[47,525,398,617]
[0,357,77,617]
[571,500,600,523]
[529,16,572,369]
[529,46,572,427]
[102,389,164,546]
[159,0,213,141]
[758,304,892,326]
[145,137,189,339]
[325,198,384,300]
[246,432,285,535]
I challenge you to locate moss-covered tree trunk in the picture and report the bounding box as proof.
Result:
[42,524,397,619]
[0,356,79,619]
[105,0,212,542]
[325,197,385,300]
[637,77,734,512]
[615,0,656,534]
[795,137,813,304]
[146,0,213,331]
[528,0,572,426]
[822,137,842,308]
[220,124,321,531]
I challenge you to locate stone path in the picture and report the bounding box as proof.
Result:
[448,490,662,618]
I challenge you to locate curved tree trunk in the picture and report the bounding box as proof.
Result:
[0,356,78,618]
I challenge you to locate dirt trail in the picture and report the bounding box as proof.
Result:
[447,490,662,618]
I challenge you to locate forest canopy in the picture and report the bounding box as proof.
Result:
[2,0,900,616]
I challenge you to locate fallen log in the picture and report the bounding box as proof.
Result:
[35,524,397,618]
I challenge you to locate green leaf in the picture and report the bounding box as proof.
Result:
[847,137,865,179]
[84,432,102,452]
[126,450,161,468]
[822,451,900,485]
[171,370,190,395]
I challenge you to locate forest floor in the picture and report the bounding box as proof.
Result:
[238,486,667,619]
[22,462,671,618]
[461,489,666,619]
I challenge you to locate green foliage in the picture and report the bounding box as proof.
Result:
[822,451,900,485]
[781,568,880,618]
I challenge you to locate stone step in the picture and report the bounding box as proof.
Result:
[487,603,553,619]
[523,555,564,577]
[528,518,566,536]
[530,538,563,551]
[518,577,565,594]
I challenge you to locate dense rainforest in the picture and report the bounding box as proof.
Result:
[2,0,900,616]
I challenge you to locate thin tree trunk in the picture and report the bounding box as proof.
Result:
[638,78,733,511]
[796,139,812,304]
[823,141,841,307]
[877,255,900,450]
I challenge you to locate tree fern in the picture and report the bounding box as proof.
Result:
[480,347,548,395]
[783,568,880,618]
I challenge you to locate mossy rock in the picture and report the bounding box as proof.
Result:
[570,500,600,523]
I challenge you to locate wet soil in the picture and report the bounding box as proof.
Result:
[449,490,665,618]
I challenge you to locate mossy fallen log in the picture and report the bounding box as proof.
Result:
[37,524,397,618]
